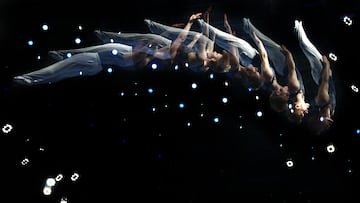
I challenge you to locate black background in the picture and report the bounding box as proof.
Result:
[1,0,360,202]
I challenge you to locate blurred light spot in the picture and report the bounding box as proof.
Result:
[326,143,336,154]
[43,186,52,196]
[148,88,153,94]
[55,174,64,182]
[27,40,34,46]
[184,62,189,68]
[21,158,29,166]
[213,117,219,123]
[151,63,158,70]
[256,111,263,117]
[2,123,13,134]
[60,197,68,203]
[66,53,72,58]
[191,82,197,89]
[179,102,185,109]
[46,178,56,187]
[74,37,81,44]
[351,84,358,93]
[286,159,294,168]
[224,81,229,87]
[209,73,214,79]
[222,97,228,104]
[78,25,83,30]
[112,49,118,55]
[329,53,337,61]
[343,16,353,26]
[41,24,49,31]
[70,172,79,181]
[174,65,179,70]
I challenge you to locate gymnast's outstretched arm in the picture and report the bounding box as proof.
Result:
[315,55,331,106]
[280,44,301,94]
[253,32,274,82]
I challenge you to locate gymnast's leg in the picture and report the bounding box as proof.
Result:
[294,20,324,85]
[93,31,172,49]
[48,43,133,62]
[242,18,287,77]
[13,52,102,85]
[144,19,212,54]
[196,19,258,67]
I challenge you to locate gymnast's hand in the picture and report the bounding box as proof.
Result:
[189,13,202,23]
[253,32,262,45]
[322,55,329,65]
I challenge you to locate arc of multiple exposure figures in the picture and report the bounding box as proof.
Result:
[144,18,259,68]
[195,17,305,94]
[241,18,306,94]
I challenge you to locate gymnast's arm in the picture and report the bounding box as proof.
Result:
[253,32,273,82]
[281,44,301,93]
[169,13,202,59]
[315,55,331,104]
[186,32,202,49]
[203,10,216,55]
[223,13,235,36]
[140,13,202,61]
[223,13,240,65]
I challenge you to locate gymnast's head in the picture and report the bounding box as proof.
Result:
[268,87,290,113]
[231,62,263,91]
[204,50,231,73]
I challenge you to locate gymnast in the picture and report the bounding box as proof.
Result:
[13,13,228,85]
[193,13,309,124]
[294,20,336,134]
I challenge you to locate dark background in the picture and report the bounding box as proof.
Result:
[1,0,360,202]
